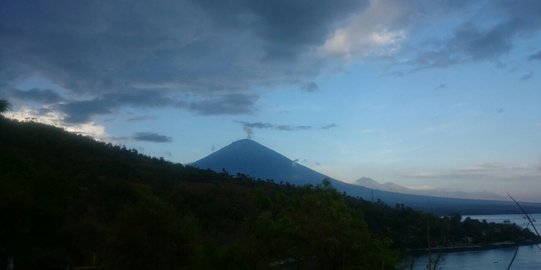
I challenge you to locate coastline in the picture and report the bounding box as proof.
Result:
[407,240,541,255]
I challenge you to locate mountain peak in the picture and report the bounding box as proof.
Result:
[193,139,328,185]
[230,138,265,148]
[231,138,255,144]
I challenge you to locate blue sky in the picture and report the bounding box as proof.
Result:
[2,0,540,201]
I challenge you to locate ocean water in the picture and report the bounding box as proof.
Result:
[407,245,541,270]
[406,214,541,270]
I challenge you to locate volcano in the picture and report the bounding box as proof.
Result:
[192,139,328,185]
[192,139,541,215]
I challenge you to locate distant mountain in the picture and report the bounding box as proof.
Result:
[354,177,507,201]
[192,139,328,186]
[193,139,541,215]
[355,177,413,194]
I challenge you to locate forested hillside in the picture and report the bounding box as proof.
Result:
[0,117,538,269]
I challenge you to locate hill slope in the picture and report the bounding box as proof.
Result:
[1,118,539,269]
[0,119,401,269]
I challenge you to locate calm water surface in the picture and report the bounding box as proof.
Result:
[406,214,541,270]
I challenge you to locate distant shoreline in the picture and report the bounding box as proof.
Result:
[408,240,541,255]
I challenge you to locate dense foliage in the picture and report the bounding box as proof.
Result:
[347,200,538,251]
[0,117,538,269]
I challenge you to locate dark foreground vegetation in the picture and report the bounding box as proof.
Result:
[1,116,539,269]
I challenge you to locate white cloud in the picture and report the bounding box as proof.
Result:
[403,161,541,201]
[321,0,409,58]
[7,106,107,140]
[407,172,438,178]
[404,184,434,191]
[407,161,540,180]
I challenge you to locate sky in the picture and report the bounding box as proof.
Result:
[1,0,540,202]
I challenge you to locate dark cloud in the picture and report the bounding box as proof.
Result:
[192,0,367,59]
[321,124,338,130]
[413,51,457,69]
[449,22,514,60]
[187,94,258,115]
[241,122,273,129]
[12,88,64,103]
[56,90,258,123]
[237,121,313,132]
[0,0,368,119]
[236,121,337,137]
[126,116,158,122]
[529,50,541,60]
[301,82,319,92]
[57,91,257,123]
[435,84,446,90]
[413,21,516,68]
[60,99,115,123]
[277,125,312,131]
[59,91,172,123]
[133,132,172,143]
[520,71,533,81]
[411,1,541,68]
